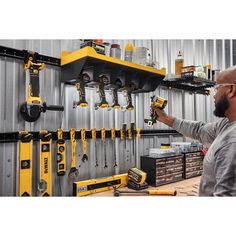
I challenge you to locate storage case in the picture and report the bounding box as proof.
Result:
[183,151,204,179]
[141,154,184,186]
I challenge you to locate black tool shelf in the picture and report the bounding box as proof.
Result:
[160,73,216,95]
[61,46,166,93]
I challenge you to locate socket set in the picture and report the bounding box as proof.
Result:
[141,154,184,187]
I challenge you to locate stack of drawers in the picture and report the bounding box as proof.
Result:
[183,151,204,179]
[141,155,184,187]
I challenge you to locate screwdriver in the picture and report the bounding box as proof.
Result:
[114,189,177,197]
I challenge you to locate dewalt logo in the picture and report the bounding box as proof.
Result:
[44,157,48,174]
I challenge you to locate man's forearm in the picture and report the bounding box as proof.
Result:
[159,115,175,127]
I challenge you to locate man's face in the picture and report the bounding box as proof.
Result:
[213,93,230,117]
[213,77,231,117]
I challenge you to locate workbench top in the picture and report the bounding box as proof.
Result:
[87,176,201,197]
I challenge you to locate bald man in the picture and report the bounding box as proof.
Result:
[154,66,236,196]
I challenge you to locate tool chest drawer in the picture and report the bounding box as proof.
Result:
[141,155,184,186]
[183,151,204,179]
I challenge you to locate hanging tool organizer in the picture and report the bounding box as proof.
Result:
[0,44,177,197]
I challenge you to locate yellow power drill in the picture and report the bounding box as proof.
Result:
[144,96,167,126]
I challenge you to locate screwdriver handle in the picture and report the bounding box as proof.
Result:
[148,189,177,196]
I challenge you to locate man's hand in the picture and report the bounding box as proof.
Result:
[152,106,175,127]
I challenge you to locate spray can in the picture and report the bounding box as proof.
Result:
[124,43,134,62]
[175,51,184,75]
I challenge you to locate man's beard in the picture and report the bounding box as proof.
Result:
[213,94,230,118]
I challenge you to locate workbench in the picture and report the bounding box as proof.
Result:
[87,176,201,197]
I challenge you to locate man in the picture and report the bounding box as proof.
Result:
[154,66,236,196]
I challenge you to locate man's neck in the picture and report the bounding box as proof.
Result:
[226,108,236,122]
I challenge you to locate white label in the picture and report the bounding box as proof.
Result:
[77,185,87,192]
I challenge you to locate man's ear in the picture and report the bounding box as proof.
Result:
[228,85,236,98]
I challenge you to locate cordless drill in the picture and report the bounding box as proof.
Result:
[144,96,167,126]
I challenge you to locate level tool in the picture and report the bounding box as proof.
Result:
[68,128,79,178]
[38,130,52,196]
[81,128,88,162]
[57,129,66,176]
[18,131,33,196]
[73,173,128,196]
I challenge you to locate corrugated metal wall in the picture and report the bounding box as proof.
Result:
[0,39,233,196]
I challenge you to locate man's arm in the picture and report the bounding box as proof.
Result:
[154,108,221,146]
[213,143,236,196]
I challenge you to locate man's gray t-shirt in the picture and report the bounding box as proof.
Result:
[173,117,236,196]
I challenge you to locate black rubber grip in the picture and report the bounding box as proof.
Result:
[46,105,64,111]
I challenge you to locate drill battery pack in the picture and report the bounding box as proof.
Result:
[128,168,147,185]
[127,179,148,191]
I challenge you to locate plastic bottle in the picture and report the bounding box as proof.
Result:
[110,44,121,59]
[175,51,184,75]
[124,43,134,62]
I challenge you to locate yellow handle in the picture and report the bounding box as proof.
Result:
[70,128,76,168]
[101,128,106,141]
[136,128,141,139]
[81,129,87,155]
[120,128,124,140]
[111,128,115,140]
[91,128,96,140]
[128,128,132,140]
[57,128,63,139]
[148,189,177,196]
[81,128,86,141]
[76,82,81,90]
[82,141,87,155]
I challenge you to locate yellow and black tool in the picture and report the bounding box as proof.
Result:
[38,130,52,196]
[96,75,109,109]
[81,128,88,162]
[92,128,98,167]
[56,129,66,176]
[101,128,108,168]
[144,96,167,126]
[111,128,117,168]
[110,87,121,109]
[20,52,64,122]
[73,73,90,108]
[73,173,128,196]
[123,89,134,110]
[68,128,79,178]
[18,130,33,196]
[114,188,177,197]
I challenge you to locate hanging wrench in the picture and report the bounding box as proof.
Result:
[101,128,108,168]
[92,128,98,167]
[111,128,117,168]
[81,128,88,162]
